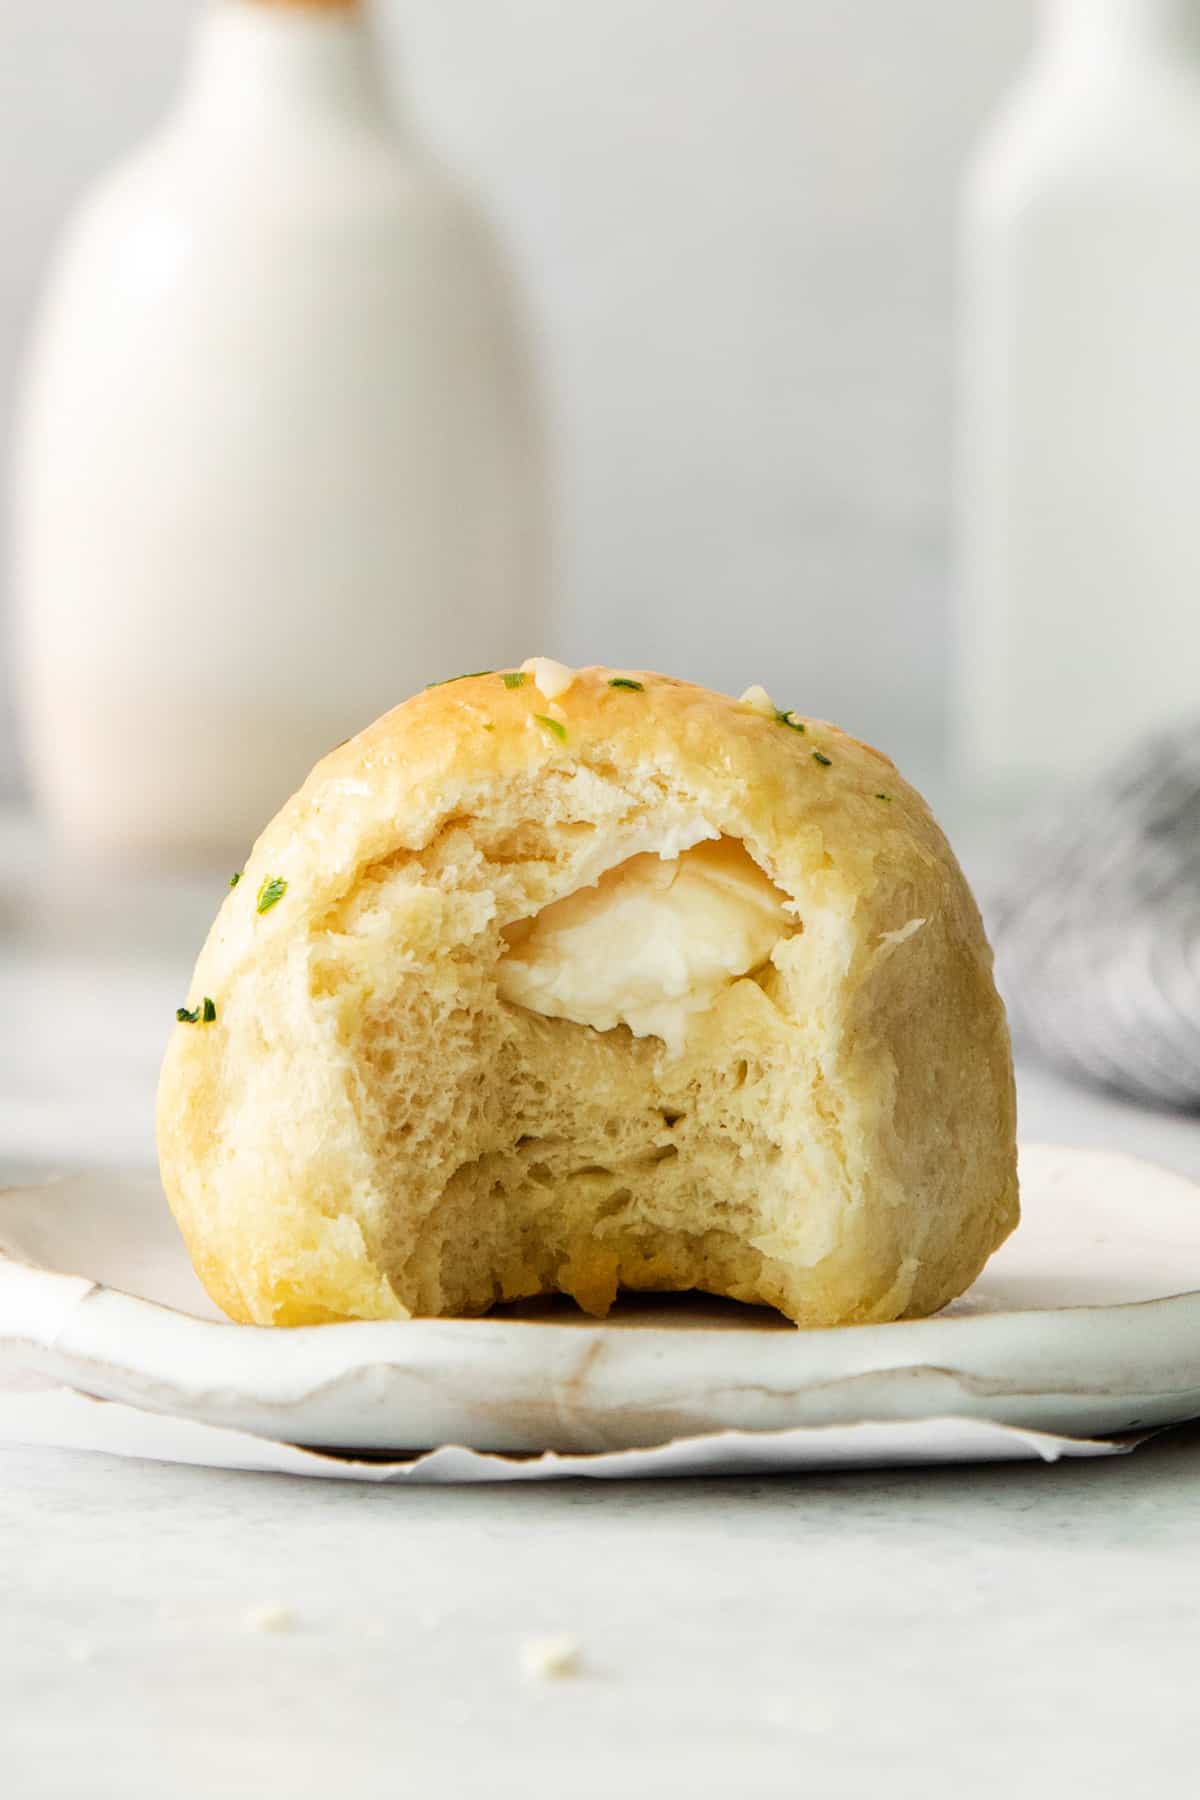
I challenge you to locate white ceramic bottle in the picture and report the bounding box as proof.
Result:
[12,0,546,858]
[958,0,1200,798]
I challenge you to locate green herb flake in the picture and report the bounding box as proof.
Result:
[228,871,241,888]
[875,792,892,803]
[176,997,217,1026]
[608,677,645,692]
[812,750,833,767]
[256,875,288,914]
[425,670,493,688]
[501,671,528,689]
[534,713,567,743]
[774,709,806,733]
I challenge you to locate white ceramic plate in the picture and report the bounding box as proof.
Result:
[2,1144,1200,1470]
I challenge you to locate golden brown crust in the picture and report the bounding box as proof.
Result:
[158,666,1018,1327]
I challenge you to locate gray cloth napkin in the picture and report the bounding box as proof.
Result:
[982,718,1200,1109]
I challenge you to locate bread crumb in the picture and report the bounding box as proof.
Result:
[738,683,777,718]
[518,1633,581,1681]
[521,657,575,701]
[243,1603,296,1634]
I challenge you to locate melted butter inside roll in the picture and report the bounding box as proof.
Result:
[497,837,791,1055]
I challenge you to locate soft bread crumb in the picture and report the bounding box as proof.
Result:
[738,682,777,717]
[519,1633,581,1680]
[243,1603,296,1634]
[521,656,575,700]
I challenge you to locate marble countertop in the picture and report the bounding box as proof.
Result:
[3,812,1199,1797]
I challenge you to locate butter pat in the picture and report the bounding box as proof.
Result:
[497,838,791,1056]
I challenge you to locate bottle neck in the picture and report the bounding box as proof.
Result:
[1041,0,1200,67]
[177,0,390,137]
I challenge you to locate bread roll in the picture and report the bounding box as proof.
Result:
[157,663,1018,1326]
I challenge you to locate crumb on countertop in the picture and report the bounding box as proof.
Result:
[242,1603,296,1634]
[518,1632,581,1681]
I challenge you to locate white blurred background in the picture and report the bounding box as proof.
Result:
[0,0,1034,797]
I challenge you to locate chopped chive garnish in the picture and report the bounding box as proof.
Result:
[608,677,644,691]
[228,871,241,888]
[534,714,567,742]
[812,750,832,767]
[774,709,805,733]
[256,875,288,914]
[501,671,528,689]
[875,792,892,802]
[176,998,217,1025]
[425,670,493,687]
